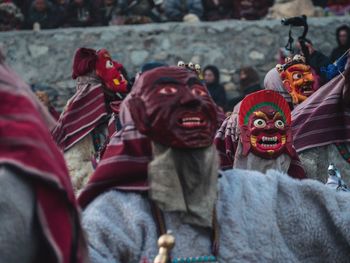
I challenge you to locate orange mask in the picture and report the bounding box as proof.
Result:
[277,56,316,105]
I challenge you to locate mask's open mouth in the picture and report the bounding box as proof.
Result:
[251,135,286,151]
[259,136,278,147]
[178,113,207,129]
[299,83,314,96]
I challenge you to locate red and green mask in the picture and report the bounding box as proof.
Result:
[238,90,294,159]
[277,55,316,105]
[95,49,128,93]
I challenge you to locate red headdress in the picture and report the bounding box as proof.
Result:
[238,90,294,159]
[72,47,97,79]
[215,92,305,179]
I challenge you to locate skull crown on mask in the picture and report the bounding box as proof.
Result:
[276,55,316,105]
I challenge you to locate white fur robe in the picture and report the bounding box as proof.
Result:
[64,135,95,193]
[82,169,350,263]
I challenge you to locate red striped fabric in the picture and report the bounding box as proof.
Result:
[52,78,110,151]
[292,72,350,152]
[78,98,152,208]
[0,62,87,263]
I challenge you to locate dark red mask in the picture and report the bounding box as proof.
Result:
[95,49,128,93]
[128,66,218,149]
[239,90,294,159]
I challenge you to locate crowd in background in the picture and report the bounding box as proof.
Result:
[0,0,349,31]
[198,23,350,112]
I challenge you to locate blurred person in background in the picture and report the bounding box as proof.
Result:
[226,66,262,110]
[203,65,227,110]
[51,0,69,27]
[13,0,32,17]
[330,25,350,62]
[65,0,98,27]
[296,38,331,84]
[202,0,233,21]
[0,1,23,31]
[233,0,273,20]
[163,0,203,22]
[97,0,164,25]
[26,0,57,29]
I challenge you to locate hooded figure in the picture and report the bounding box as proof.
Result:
[330,25,350,62]
[52,47,129,192]
[227,66,263,110]
[80,66,350,263]
[203,65,227,109]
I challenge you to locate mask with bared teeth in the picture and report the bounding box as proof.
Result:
[276,55,316,105]
[127,66,218,149]
[239,90,294,159]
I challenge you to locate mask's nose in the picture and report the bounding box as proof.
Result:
[179,88,201,108]
[304,73,314,83]
[264,122,277,134]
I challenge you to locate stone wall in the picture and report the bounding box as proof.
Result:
[1,16,349,109]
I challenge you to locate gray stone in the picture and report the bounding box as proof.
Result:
[130,50,149,65]
[0,16,349,109]
[249,50,265,61]
[28,45,49,58]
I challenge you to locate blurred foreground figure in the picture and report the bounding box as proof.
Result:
[0,54,87,262]
[80,66,350,262]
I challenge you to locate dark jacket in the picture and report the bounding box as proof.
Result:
[226,84,262,112]
[164,0,203,21]
[308,50,332,84]
[202,0,233,21]
[232,0,273,20]
[26,0,57,29]
[65,1,98,27]
[52,1,69,28]
[330,25,350,62]
[204,65,227,109]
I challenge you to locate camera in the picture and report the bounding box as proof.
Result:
[281,15,307,27]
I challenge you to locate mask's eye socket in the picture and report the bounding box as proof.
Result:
[292,72,303,80]
[191,85,207,97]
[158,85,178,95]
[253,119,266,128]
[106,60,114,69]
[275,120,285,129]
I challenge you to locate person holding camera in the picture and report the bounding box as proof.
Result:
[296,38,331,84]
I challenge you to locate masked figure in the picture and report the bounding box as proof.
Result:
[277,54,316,105]
[292,64,350,185]
[52,47,129,192]
[239,90,294,159]
[215,90,305,178]
[79,66,350,263]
